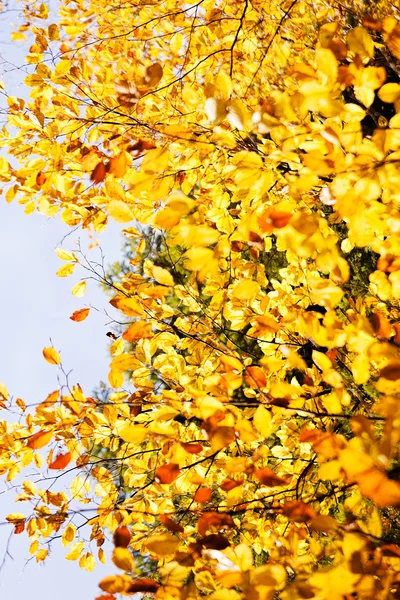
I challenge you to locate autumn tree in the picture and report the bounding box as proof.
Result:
[2,0,400,598]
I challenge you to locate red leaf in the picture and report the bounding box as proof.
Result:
[91,161,106,184]
[113,526,131,548]
[48,451,71,470]
[155,462,180,484]
[160,514,184,533]
[126,579,160,594]
[70,308,90,322]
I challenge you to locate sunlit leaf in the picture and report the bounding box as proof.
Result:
[27,430,53,449]
[70,308,90,322]
[48,451,71,470]
[42,347,61,365]
[112,547,135,572]
[155,463,180,484]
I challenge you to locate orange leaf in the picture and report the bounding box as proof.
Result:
[122,321,153,342]
[361,15,383,31]
[393,323,400,346]
[299,429,322,443]
[113,526,131,548]
[70,308,90,322]
[258,207,292,233]
[91,161,106,184]
[14,521,25,534]
[380,364,400,380]
[370,312,391,339]
[221,479,242,492]
[155,463,180,484]
[209,426,236,451]
[126,579,160,594]
[107,152,128,178]
[357,468,400,507]
[194,487,212,503]
[27,430,53,449]
[255,467,287,486]
[160,515,184,533]
[281,501,317,522]
[48,451,71,470]
[36,171,47,185]
[143,63,163,87]
[245,366,267,388]
[180,442,203,454]
[127,139,156,158]
[197,512,234,537]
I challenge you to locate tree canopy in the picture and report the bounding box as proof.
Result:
[2,0,400,598]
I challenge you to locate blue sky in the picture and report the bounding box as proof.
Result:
[0,4,130,596]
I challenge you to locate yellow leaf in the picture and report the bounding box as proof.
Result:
[56,263,75,277]
[347,27,374,61]
[53,59,71,78]
[99,575,131,594]
[152,265,174,286]
[112,547,135,572]
[65,541,85,560]
[231,279,260,301]
[79,552,96,572]
[107,200,134,223]
[55,248,77,261]
[378,82,400,103]
[118,424,148,444]
[62,524,76,547]
[351,353,370,385]
[145,534,180,556]
[253,405,273,437]
[0,382,9,401]
[6,512,26,523]
[108,369,124,389]
[36,549,48,562]
[72,281,87,297]
[110,296,144,317]
[110,338,124,356]
[42,347,61,365]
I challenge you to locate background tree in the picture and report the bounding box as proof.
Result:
[2,1,400,599]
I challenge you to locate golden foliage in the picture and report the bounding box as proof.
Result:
[3,0,400,599]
